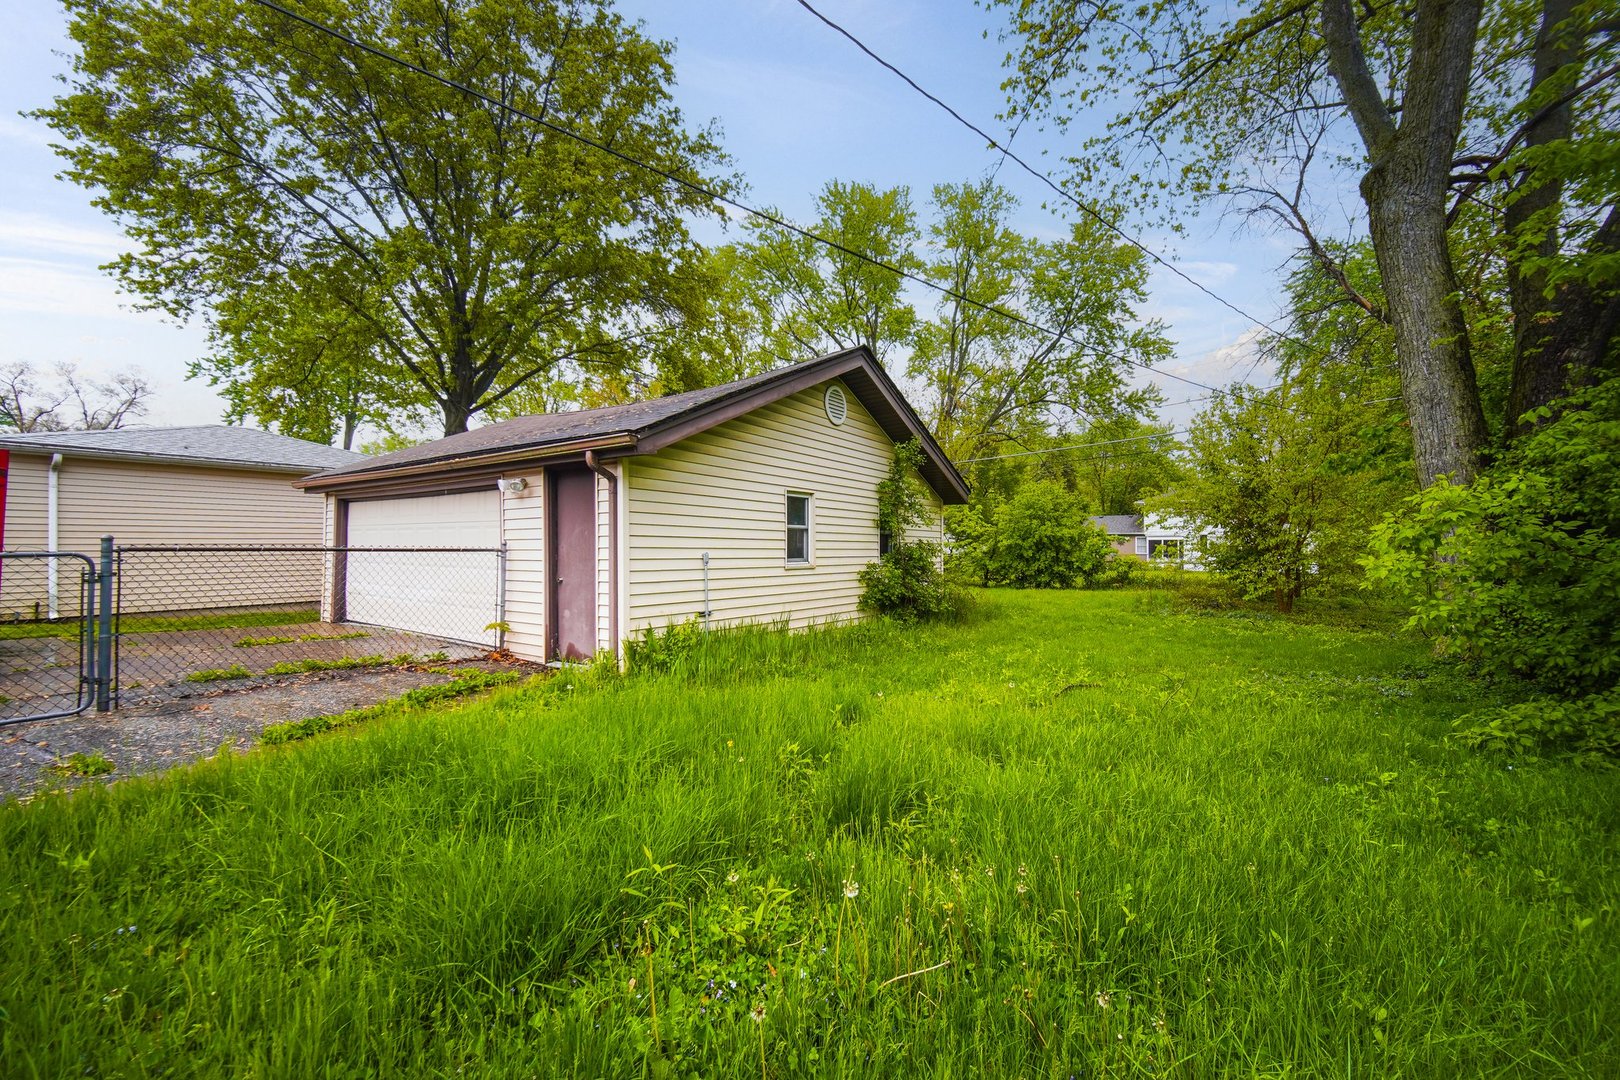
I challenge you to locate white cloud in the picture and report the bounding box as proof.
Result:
[0,211,126,262]
[0,115,53,149]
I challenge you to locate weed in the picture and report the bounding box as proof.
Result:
[259,670,524,744]
[262,655,390,677]
[184,664,251,683]
[48,751,114,778]
[234,634,297,648]
[297,631,371,642]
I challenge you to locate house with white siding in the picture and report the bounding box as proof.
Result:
[297,347,969,665]
[0,426,359,614]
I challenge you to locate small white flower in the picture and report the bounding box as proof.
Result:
[750,1003,766,1023]
[1015,882,1028,895]
[727,870,740,884]
[843,879,860,900]
[1096,991,1112,1010]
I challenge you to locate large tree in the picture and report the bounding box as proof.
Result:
[912,179,1168,460]
[721,180,922,370]
[993,0,1617,485]
[40,0,730,437]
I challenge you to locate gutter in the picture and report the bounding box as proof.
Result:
[583,450,620,666]
[47,453,62,618]
[296,432,638,492]
[0,444,333,476]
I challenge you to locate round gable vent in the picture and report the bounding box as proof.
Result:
[824,383,848,426]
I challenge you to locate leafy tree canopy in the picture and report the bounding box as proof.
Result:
[39,0,732,438]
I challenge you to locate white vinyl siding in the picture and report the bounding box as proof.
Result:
[1,452,329,615]
[499,473,546,663]
[625,379,943,634]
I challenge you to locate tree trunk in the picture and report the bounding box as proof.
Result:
[1364,177,1492,484]
[1504,0,1583,434]
[1323,0,1491,485]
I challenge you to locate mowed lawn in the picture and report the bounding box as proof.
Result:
[2,589,1616,1077]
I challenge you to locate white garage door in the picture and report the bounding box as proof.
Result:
[344,490,501,645]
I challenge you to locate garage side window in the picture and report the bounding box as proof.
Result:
[786,493,812,565]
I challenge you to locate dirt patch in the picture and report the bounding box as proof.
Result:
[1,659,537,801]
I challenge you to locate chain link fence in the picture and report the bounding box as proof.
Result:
[110,545,504,706]
[0,552,99,724]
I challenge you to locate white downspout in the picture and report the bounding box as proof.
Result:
[47,453,62,618]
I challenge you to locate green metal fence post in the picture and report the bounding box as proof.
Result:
[96,534,114,712]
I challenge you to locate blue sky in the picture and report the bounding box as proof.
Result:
[0,0,1295,434]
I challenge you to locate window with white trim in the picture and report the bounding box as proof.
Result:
[1134,535,1148,556]
[786,493,812,565]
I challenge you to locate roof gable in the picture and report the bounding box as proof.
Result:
[300,348,969,504]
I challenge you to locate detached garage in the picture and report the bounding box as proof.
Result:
[298,347,969,665]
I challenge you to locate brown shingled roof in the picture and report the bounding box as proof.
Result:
[299,347,969,504]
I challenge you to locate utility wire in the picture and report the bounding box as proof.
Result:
[958,429,1186,464]
[242,0,1233,400]
[793,0,1325,361]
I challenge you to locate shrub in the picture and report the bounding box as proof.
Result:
[1366,377,1620,699]
[988,481,1111,588]
[858,541,951,621]
[1366,376,1620,752]
[859,440,956,621]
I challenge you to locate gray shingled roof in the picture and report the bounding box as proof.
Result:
[1090,514,1145,536]
[0,425,363,473]
[308,360,803,482]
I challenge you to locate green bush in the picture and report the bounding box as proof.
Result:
[1366,376,1620,752]
[988,481,1111,588]
[1367,378,1619,697]
[859,440,957,621]
[857,541,952,621]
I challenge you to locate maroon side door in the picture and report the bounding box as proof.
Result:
[547,466,597,661]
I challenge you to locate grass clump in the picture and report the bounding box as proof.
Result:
[260,670,525,745]
[298,630,371,642]
[184,664,251,683]
[47,751,114,778]
[234,633,297,648]
[263,655,391,677]
[0,589,1616,1077]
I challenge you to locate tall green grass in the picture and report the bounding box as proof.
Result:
[1,589,1615,1077]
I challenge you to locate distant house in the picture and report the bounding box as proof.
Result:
[1090,514,1211,570]
[297,347,969,664]
[0,426,360,615]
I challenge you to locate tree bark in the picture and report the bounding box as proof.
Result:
[1323,0,1491,485]
[1504,0,1585,434]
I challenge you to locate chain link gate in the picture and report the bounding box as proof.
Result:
[0,550,106,724]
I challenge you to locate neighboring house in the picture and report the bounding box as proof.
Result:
[298,347,969,664]
[0,426,361,614]
[1090,513,1212,571]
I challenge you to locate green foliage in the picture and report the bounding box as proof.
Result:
[988,480,1110,588]
[233,634,297,649]
[1366,377,1620,725]
[48,751,114,778]
[259,670,524,745]
[39,0,729,436]
[860,441,954,621]
[626,618,708,675]
[911,181,1167,461]
[185,665,251,684]
[1158,352,1405,611]
[3,590,1616,1076]
[263,655,392,677]
[1452,691,1620,759]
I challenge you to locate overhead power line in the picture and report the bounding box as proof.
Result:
[957,429,1187,464]
[242,0,1236,401]
[792,0,1327,362]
